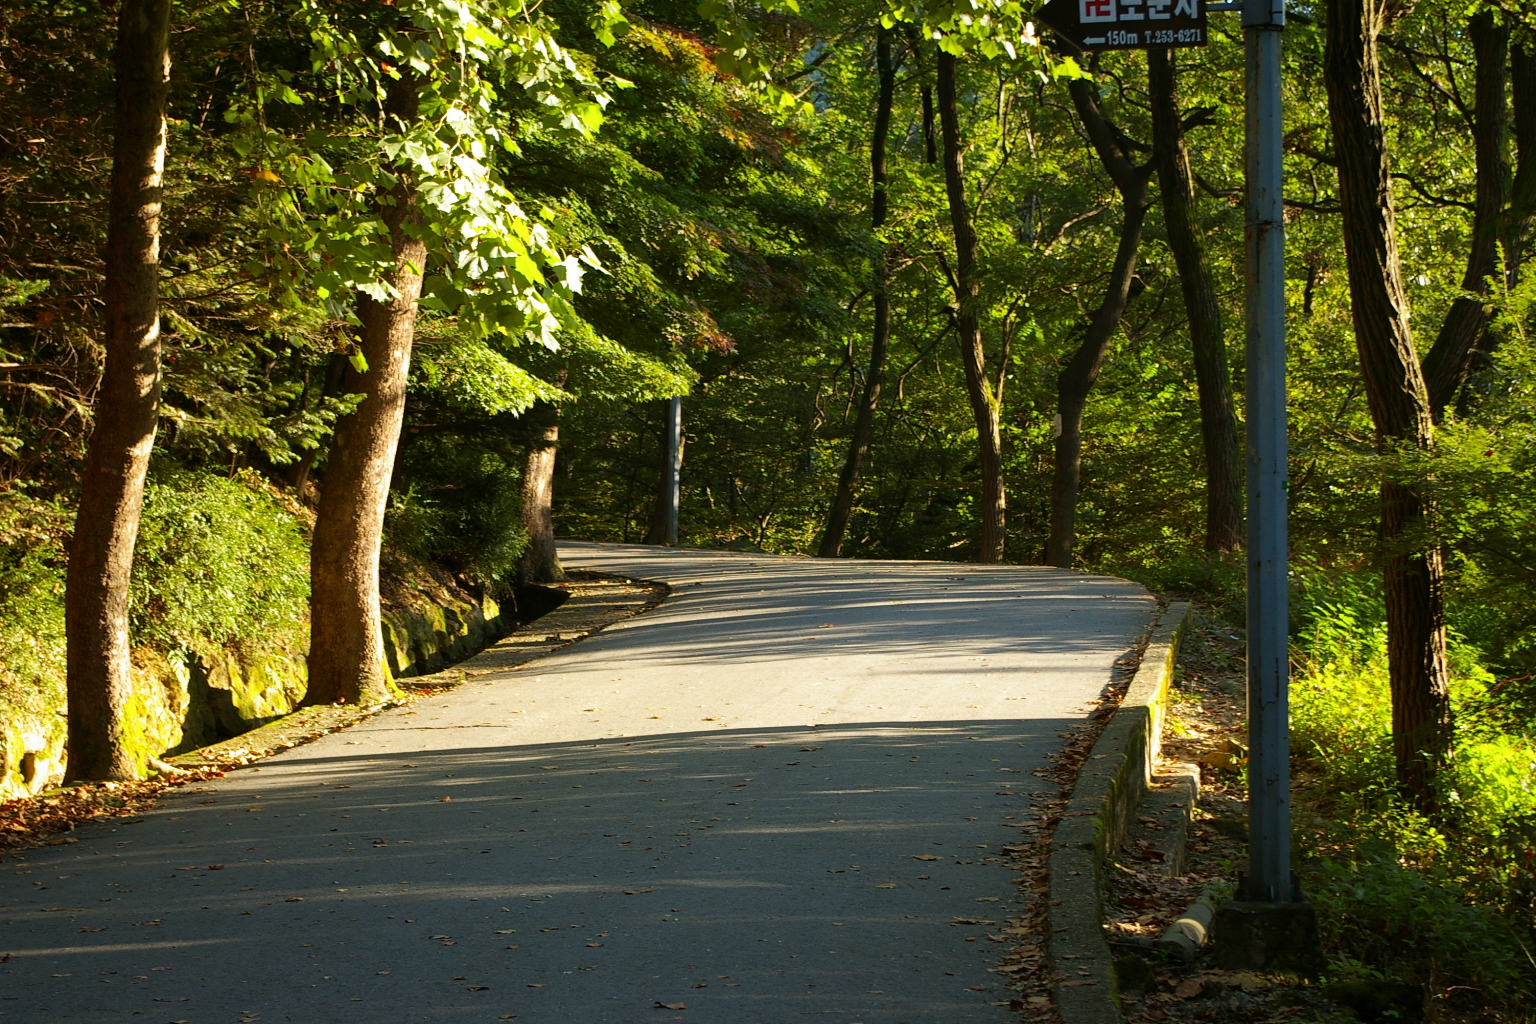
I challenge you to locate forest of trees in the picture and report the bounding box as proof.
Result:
[3,0,1536,999]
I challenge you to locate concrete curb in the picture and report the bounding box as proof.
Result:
[1047,600,1192,1024]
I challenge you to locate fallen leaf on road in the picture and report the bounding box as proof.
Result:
[527,983,545,988]
[974,897,1000,902]
[913,855,943,861]
[540,766,559,771]
[654,1002,686,1010]
[285,897,303,902]
[623,889,655,895]
[439,796,451,802]
[468,985,489,991]
[875,883,897,889]
[1173,979,1204,999]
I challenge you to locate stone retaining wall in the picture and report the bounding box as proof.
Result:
[0,585,517,801]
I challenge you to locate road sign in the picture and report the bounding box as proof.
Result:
[1034,0,1207,51]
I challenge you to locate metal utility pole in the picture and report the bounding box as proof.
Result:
[661,396,681,546]
[1242,0,1291,904]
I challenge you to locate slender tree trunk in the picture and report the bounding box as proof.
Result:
[643,399,683,545]
[1324,0,1451,807]
[820,28,897,558]
[1147,49,1241,553]
[1511,44,1536,280]
[936,49,1006,563]
[1420,12,1508,419]
[303,71,426,707]
[1046,80,1152,568]
[64,0,172,782]
[518,401,565,585]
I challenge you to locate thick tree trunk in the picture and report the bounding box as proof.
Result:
[1147,49,1241,553]
[936,49,1006,563]
[820,28,896,559]
[1324,0,1451,807]
[1420,12,1508,419]
[64,0,172,782]
[1046,80,1152,568]
[518,402,565,585]
[303,71,425,707]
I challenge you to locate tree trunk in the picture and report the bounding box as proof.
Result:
[1420,12,1508,419]
[1046,79,1152,569]
[936,49,1006,563]
[64,0,172,782]
[643,398,683,545]
[1324,0,1451,807]
[1147,49,1241,553]
[518,402,565,585]
[303,70,426,707]
[1511,44,1536,280]
[820,27,896,559]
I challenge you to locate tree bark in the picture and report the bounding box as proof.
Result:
[64,0,172,782]
[1046,79,1152,569]
[1148,49,1241,553]
[936,49,1006,563]
[1324,0,1451,807]
[1511,43,1536,280]
[642,399,683,545]
[820,27,896,559]
[303,70,426,707]
[518,401,565,585]
[1420,12,1508,419]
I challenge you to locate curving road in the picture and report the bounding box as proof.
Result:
[0,543,1154,1024]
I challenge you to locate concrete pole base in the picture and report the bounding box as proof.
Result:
[1212,900,1324,975]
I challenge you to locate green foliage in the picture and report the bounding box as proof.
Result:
[1305,842,1535,1001]
[130,471,310,655]
[228,0,617,345]
[384,438,528,592]
[0,489,69,718]
[410,337,568,415]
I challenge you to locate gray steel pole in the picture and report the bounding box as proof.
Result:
[1243,0,1292,902]
[663,395,681,546]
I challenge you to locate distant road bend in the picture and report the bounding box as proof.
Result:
[0,542,1155,1023]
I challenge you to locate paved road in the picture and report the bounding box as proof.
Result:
[0,543,1154,1024]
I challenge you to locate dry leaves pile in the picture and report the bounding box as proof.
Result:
[0,768,226,853]
[983,636,1146,1019]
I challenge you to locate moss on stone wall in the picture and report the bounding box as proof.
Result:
[0,583,515,800]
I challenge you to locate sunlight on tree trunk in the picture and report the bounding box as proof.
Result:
[64,0,172,782]
[518,402,565,585]
[303,69,425,708]
[1324,0,1452,808]
[937,49,1006,564]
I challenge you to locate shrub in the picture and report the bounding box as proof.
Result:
[130,469,310,654]
[0,489,69,717]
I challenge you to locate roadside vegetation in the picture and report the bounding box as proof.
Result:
[3,0,1534,1013]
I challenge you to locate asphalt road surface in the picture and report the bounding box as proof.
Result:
[0,543,1155,1024]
